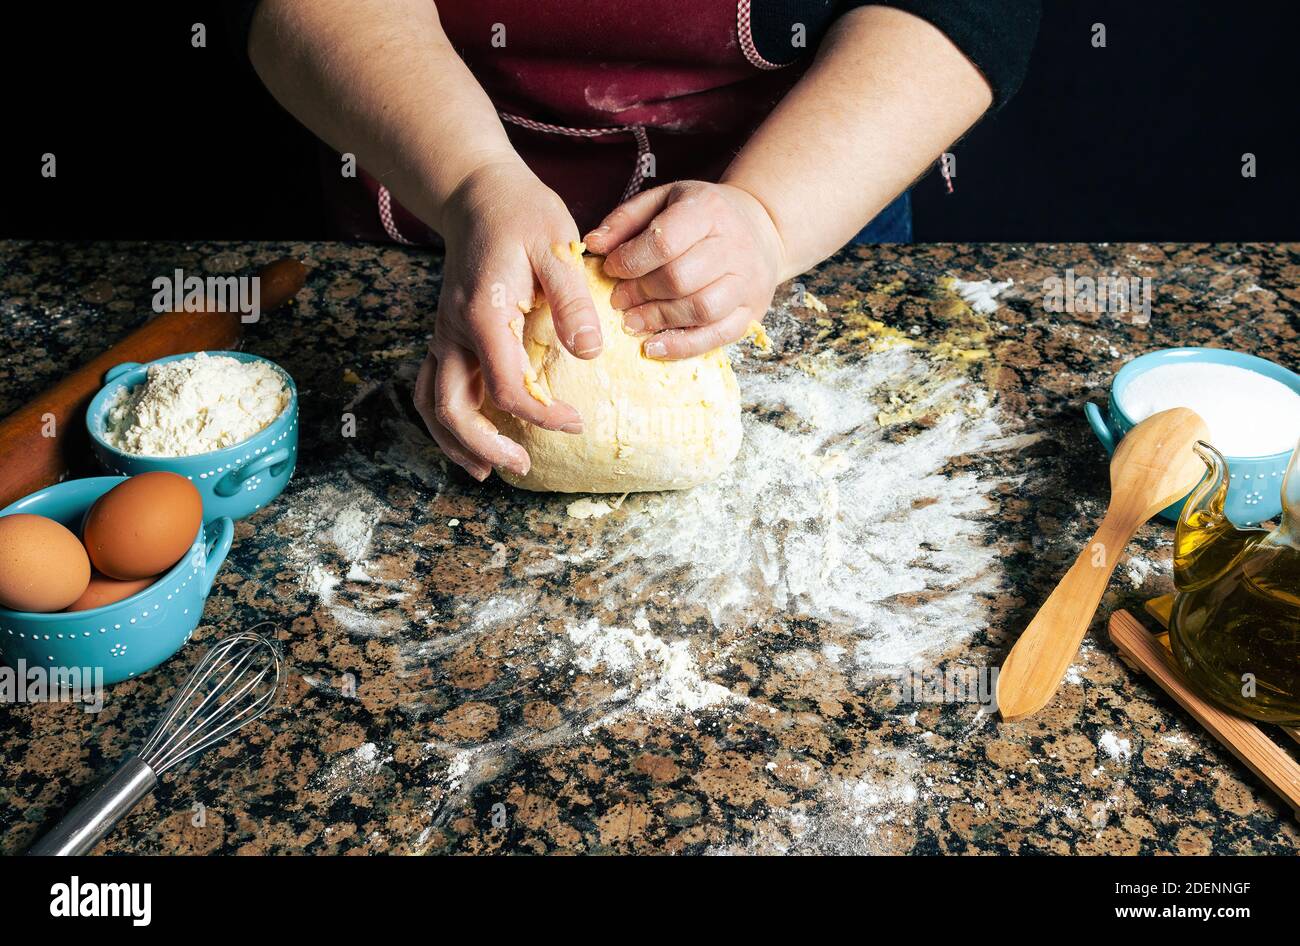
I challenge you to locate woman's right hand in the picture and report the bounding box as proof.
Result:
[414,157,602,481]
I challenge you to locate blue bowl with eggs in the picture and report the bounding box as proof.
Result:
[85,351,298,523]
[1085,347,1300,526]
[0,477,234,685]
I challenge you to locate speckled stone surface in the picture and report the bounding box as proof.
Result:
[1,239,1298,855]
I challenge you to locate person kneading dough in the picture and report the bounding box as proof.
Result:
[485,252,742,493]
[247,3,1035,486]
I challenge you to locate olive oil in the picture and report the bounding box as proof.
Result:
[1169,443,1300,724]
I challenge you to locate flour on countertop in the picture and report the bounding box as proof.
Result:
[593,350,1011,671]
[266,292,1027,853]
[464,591,536,633]
[567,617,742,715]
[1098,731,1133,762]
[273,477,403,637]
[1124,555,1157,589]
[445,750,473,791]
[312,741,392,800]
[949,277,1014,314]
[103,352,289,456]
[329,503,378,562]
[709,748,926,855]
[566,497,614,520]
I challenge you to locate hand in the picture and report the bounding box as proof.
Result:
[414,157,601,481]
[583,180,786,359]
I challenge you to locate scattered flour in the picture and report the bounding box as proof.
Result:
[1098,731,1133,762]
[594,352,1011,671]
[567,618,740,715]
[821,643,847,665]
[274,478,398,636]
[949,277,1014,314]
[330,504,378,561]
[446,750,473,791]
[1124,556,1155,589]
[312,741,392,799]
[305,563,341,606]
[268,298,1027,853]
[710,749,925,855]
[464,591,536,632]
[566,497,614,520]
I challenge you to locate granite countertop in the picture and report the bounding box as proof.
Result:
[1,239,1298,855]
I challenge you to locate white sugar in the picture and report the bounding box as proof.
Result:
[1118,362,1300,456]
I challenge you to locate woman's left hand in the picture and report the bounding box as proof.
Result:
[583,180,786,359]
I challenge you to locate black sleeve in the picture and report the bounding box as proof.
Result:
[750,1,1041,110]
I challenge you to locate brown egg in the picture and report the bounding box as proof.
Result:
[64,570,157,612]
[0,513,92,612]
[83,472,203,580]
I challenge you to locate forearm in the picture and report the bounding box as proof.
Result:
[248,0,520,233]
[722,5,994,279]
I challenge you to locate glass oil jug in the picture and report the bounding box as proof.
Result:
[1170,440,1300,724]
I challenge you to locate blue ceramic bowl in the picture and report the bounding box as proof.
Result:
[1085,347,1300,526]
[86,351,298,522]
[0,477,233,685]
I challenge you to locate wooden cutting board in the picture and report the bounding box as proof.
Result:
[1108,599,1300,818]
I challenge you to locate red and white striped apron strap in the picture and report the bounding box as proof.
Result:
[376,115,655,243]
[376,184,416,245]
[623,126,652,201]
[737,0,787,71]
[499,112,652,202]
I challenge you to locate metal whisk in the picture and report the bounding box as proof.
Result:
[28,629,283,856]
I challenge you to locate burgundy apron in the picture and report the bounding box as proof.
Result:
[325,0,810,243]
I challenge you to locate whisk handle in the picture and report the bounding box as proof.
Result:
[27,756,157,856]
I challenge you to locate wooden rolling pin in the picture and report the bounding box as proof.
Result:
[0,257,307,508]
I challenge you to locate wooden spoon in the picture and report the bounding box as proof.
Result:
[996,407,1211,721]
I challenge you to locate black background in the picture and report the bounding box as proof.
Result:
[2,1,1295,242]
[2,854,1280,922]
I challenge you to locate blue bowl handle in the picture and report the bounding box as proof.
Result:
[1085,401,1118,455]
[212,446,292,497]
[203,517,234,595]
[104,362,141,385]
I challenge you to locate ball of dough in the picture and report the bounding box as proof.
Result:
[485,254,743,493]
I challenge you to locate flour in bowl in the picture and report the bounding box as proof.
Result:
[103,353,290,457]
[1118,362,1300,456]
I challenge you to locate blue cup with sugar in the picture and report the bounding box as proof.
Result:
[1085,347,1300,525]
